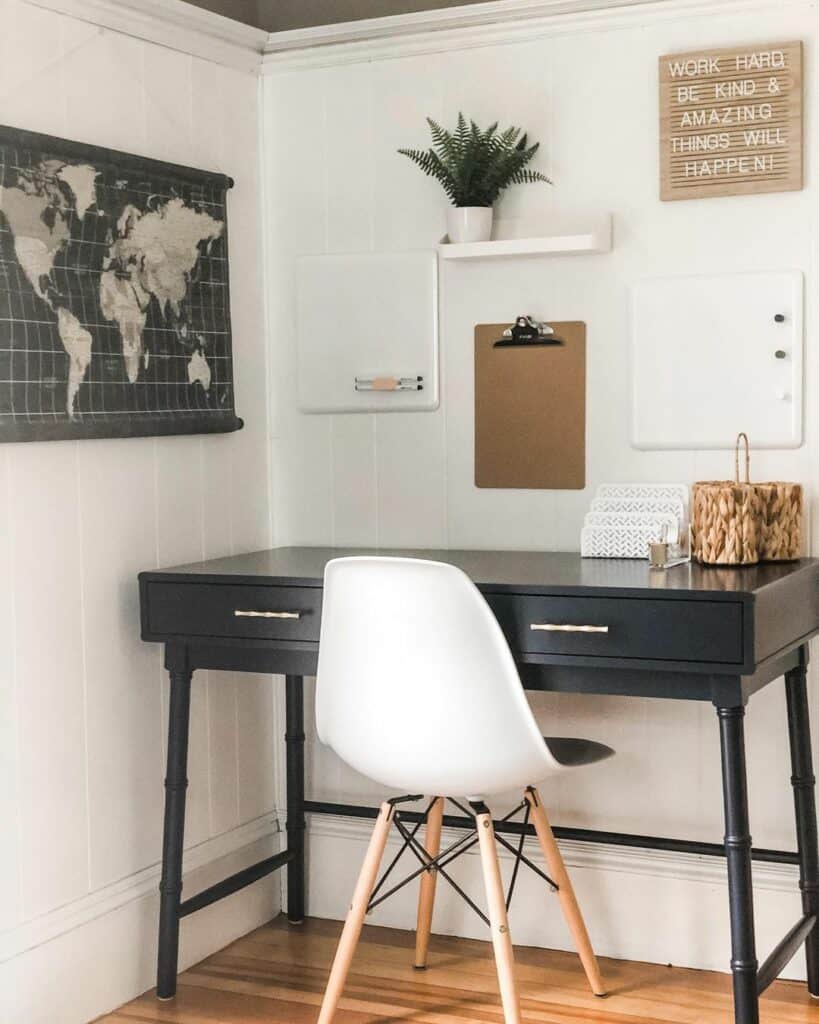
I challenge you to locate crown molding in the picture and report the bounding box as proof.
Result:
[24,0,269,72]
[262,0,806,72]
[264,0,651,53]
[23,0,807,76]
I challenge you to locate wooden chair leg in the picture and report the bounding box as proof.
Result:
[317,801,394,1024]
[476,808,523,1024]
[415,796,444,969]
[525,786,606,997]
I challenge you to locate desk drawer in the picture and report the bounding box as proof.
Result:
[487,594,743,664]
[146,582,321,642]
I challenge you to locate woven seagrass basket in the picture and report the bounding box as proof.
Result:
[692,434,802,565]
[757,481,803,561]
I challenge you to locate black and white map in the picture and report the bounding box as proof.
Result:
[0,125,240,441]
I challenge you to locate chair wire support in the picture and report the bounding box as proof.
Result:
[368,798,436,905]
[505,800,531,911]
[364,796,558,926]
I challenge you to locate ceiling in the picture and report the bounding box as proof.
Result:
[185,0,495,33]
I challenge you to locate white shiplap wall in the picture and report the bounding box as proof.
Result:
[263,0,819,977]
[0,3,276,1021]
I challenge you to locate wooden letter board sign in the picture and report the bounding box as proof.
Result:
[659,40,802,201]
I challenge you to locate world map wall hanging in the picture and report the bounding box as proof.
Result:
[0,125,242,441]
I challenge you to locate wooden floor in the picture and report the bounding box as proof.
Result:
[99,916,819,1023]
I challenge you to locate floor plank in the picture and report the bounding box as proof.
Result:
[96,916,819,1023]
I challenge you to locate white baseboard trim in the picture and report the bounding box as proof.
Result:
[310,812,797,892]
[4,814,282,1024]
[306,813,806,980]
[1,813,279,963]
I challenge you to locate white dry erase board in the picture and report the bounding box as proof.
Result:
[296,250,438,413]
[631,270,803,449]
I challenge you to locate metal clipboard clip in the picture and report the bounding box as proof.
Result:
[355,375,424,392]
[493,315,564,348]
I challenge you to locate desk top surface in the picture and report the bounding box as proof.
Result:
[142,546,819,601]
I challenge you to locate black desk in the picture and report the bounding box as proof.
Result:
[139,547,819,1024]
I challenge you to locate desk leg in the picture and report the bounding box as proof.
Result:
[286,674,306,923]
[157,653,193,1000]
[785,653,819,995]
[718,705,759,1024]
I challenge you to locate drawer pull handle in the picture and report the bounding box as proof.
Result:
[234,610,301,620]
[530,623,609,634]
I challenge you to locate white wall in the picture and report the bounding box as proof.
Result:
[0,3,277,1022]
[263,0,819,978]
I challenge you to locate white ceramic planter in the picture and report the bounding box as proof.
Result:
[446,206,493,244]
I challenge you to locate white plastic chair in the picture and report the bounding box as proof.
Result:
[314,556,613,1024]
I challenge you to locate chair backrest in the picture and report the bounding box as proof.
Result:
[315,556,552,797]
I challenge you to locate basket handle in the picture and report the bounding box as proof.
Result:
[735,432,751,484]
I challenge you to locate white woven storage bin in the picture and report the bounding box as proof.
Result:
[590,496,686,521]
[583,511,681,543]
[581,482,690,560]
[595,484,689,502]
[581,524,660,559]
[596,483,689,515]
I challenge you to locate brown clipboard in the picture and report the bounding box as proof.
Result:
[475,321,586,489]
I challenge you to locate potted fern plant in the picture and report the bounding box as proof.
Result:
[398,114,551,243]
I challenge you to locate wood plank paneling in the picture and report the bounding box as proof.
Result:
[331,416,377,546]
[208,674,241,837]
[237,675,277,824]
[0,448,21,934]
[2,2,273,1020]
[370,53,446,250]
[325,63,373,254]
[59,29,148,155]
[11,444,88,918]
[98,916,819,1023]
[154,437,211,848]
[375,411,448,548]
[80,440,163,888]
[267,69,334,546]
[264,4,819,866]
[211,47,276,827]
[142,45,194,165]
[210,59,269,557]
[2,0,64,136]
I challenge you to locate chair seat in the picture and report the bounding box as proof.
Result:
[544,736,614,767]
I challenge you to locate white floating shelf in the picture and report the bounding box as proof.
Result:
[438,214,612,261]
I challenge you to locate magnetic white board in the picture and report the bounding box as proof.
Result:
[631,270,803,450]
[296,250,438,413]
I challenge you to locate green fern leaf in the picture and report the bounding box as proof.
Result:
[399,114,551,206]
